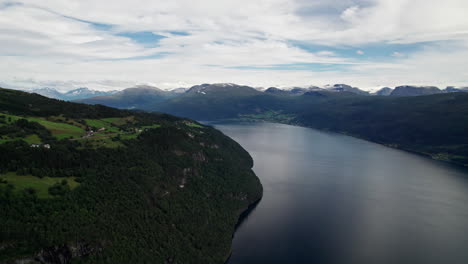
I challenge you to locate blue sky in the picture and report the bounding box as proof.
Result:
[0,0,467,91]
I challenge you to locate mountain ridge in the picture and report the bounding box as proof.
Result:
[24,87,118,101]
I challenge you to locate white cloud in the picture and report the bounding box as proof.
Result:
[391,52,404,57]
[0,0,467,90]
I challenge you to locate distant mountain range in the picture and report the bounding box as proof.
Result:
[73,82,468,167]
[9,82,468,166]
[28,84,468,106]
[374,85,468,97]
[73,85,185,109]
[26,87,118,101]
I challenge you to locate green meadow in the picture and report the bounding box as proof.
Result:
[0,172,80,199]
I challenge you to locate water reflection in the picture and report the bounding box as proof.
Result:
[216,122,468,264]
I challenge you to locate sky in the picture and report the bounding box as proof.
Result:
[1,0,468,91]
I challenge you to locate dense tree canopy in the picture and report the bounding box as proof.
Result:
[0,88,262,264]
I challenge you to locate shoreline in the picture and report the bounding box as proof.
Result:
[224,197,262,264]
[212,119,468,168]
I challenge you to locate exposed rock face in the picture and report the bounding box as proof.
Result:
[13,243,101,264]
[390,86,442,97]
[36,243,100,264]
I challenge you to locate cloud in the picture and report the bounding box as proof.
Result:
[0,0,467,90]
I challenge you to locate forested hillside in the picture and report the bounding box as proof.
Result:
[292,93,468,166]
[0,88,262,264]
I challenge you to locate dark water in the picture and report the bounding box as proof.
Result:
[214,122,468,264]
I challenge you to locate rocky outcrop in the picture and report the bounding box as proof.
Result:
[12,243,101,264]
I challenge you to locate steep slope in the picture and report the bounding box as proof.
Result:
[0,88,262,264]
[75,85,180,109]
[294,93,468,165]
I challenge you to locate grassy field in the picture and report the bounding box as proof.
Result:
[85,119,120,133]
[185,122,204,128]
[0,113,85,140]
[0,172,80,199]
[141,124,161,129]
[1,113,162,148]
[29,117,85,139]
[0,135,40,144]
[24,134,41,144]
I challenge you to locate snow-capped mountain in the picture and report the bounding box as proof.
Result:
[27,87,118,101]
[28,87,64,100]
[63,88,118,100]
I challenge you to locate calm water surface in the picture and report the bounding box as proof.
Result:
[214,122,468,264]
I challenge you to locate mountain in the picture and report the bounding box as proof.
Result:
[29,87,64,100]
[265,86,324,96]
[169,87,188,94]
[186,83,261,96]
[0,87,262,263]
[325,84,370,95]
[153,83,284,120]
[264,87,290,95]
[62,87,118,100]
[289,86,323,95]
[148,84,468,166]
[373,87,393,96]
[264,85,367,96]
[71,82,468,166]
[75,85,181,110]
[445,86,468,93]
[390,85,442,96]
[28,87,117,101]
[293,93,468,166]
